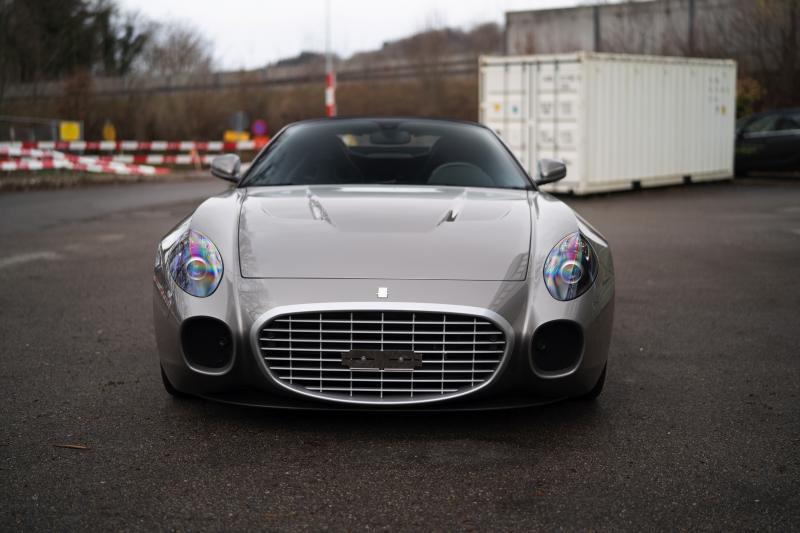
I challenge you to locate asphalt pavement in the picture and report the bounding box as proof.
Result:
[1,177,798,531]
[0,180,228,235]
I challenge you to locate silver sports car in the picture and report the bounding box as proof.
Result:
[154,118,614,409]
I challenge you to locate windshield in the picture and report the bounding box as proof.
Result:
[240,119,531,190]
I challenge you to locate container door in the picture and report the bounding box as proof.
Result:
[535,60,582,192]
[480,61,532,174]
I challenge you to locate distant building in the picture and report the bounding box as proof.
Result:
[505,0,739,58]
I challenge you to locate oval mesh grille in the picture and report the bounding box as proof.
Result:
[258,310,507,403]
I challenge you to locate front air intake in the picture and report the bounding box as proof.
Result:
[181,316,233,370]
[531,320,583,373]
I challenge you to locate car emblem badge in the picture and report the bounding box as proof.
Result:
[377,287,389,299]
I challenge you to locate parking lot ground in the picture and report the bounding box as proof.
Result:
[1,178,798,531]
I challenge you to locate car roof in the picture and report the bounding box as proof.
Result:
[742,108,800,121]
[283,116,490,130]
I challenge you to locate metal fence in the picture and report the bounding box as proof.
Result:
[0,116,83,142]
[0,57,478,102]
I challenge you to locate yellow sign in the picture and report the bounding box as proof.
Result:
[102,120,117,141]
[59,121,81,141]
[223,130,250,142]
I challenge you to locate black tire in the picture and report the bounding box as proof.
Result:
[161,366,189,398]
[577,364,606,401]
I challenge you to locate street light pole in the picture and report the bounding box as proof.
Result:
[325,0,336,117]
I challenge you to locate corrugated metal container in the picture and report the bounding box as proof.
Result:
[479,52,737,194]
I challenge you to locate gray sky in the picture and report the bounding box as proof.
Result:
[119,0,582,70]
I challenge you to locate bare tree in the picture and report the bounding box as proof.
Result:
[137,21,214,77]
[593,0,799,111]
[465,22,503,55]
[720,0,800,108]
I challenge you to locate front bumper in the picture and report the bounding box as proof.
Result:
[155,267,614,410]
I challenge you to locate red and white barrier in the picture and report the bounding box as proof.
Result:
[0,148,213,166]
[92,154,215,165]
[0,158,169,175]
[0,146,59,159]
[0,139,268,152]
[0,146,169,175]
[0,137,269,175]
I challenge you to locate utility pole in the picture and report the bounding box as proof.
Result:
[325,0,336,117]
[687,0,696,55]
[593,4,602,52]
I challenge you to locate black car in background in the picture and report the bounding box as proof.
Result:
[735,108,800,175]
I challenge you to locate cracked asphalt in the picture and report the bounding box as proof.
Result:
[1,177,798,531]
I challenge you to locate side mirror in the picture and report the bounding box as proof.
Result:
[210,154,241,183]
[534,158,567,186]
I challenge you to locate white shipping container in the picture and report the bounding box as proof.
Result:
[479,52,737,194]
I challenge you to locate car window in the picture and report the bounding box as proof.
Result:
[743,114,780,133]
[776,113,800,131]
[240,119,531,190]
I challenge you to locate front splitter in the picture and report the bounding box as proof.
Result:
[194,388,565,412]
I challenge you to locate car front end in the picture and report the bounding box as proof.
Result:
[153,118,614,410]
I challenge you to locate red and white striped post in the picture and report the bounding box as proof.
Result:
[325,0,336,117]
[325,71,336,117]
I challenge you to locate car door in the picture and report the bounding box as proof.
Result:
[736,113,781,170]
[769,111,800,170]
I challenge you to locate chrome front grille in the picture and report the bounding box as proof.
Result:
[258,310,507,403]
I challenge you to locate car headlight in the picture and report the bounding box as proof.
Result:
[167,229,223,297]
[543,232,597,301]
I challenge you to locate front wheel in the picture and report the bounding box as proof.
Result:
[577,364,606,401]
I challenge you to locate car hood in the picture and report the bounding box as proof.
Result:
[238,185,531,280]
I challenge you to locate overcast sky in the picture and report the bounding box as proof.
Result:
[118,0,582,70]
